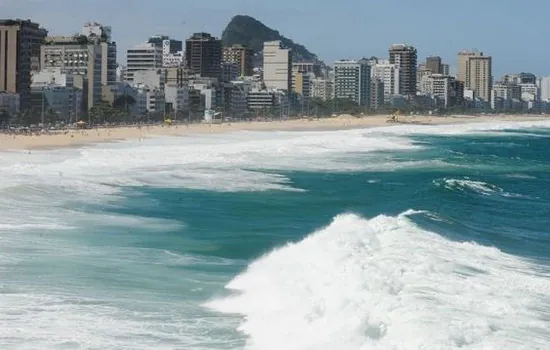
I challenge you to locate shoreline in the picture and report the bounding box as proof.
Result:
[1,114,548,151]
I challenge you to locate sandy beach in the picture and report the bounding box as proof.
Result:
[0,114,547,151]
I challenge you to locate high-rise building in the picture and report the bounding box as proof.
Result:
[425,74,456,107]
[539,76,550,101]
[125,42,163,82]
[389,44,417,97]
[333,59,370,106]
[371,63,400,101]
[223,44,254,77]
[426,56,442,74]
[457,50,492,101]
[147,35,183,68]
[441,64,450,76]
[81,22,117,85]
[263,41,292,91]
[0,19,47,110]
[185,32,222,78]
[370,78,385,111]
[292,71,311,101]
[41,37,102,110]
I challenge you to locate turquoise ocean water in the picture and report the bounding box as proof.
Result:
[1,119,550,349]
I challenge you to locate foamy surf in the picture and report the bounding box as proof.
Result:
[206,211,550,350]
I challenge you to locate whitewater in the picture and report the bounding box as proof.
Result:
[2,119,550,349]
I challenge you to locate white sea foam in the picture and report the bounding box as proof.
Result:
[435,177,534,199]
[206,211,550,350]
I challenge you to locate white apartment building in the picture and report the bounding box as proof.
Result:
[424,74,455,107]
[311,78,333,101]
[539,76,550,101]
[457,50,492,101]
[491,83,513,110]
[126,43,163,82]
[371,63,400,101]
[519,83,538,102]
[263,41,292,91]
[132,70,165,89]
[333,59,370,106]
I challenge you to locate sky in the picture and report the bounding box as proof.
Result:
[4,0,550,78]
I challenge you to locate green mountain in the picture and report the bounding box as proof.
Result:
[221,15,321,64]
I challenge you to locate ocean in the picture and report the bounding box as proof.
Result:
[1,119,550,349]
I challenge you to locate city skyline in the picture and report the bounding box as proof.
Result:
[4,0,550,77]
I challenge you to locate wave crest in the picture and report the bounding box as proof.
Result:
[206,211,550,349]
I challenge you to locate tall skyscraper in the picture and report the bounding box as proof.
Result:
[185,32,222,78]
[263,41,292,91]
[426,56,442,74]
[223,44,254,77]
[333,59,370,106]
[457,50,492,101]
[389,44,417,97]
[0,19,47,110]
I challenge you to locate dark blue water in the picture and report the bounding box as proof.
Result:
[2,121,550,349]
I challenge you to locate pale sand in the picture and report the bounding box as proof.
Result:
[0,114,547,151]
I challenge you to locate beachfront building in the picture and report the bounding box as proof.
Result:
[125,42,163,82]
[311,78,333,101]
[424,74,456,107]
[0,19,48,110]
[519,83,538,102]
[185,32,222,79]
[227,81,250,115]
[263,41,292,92]
[132,69,165,90]
[223,44,254,77]
[0,92,20,120]
[222,62,239,82]
[40,36,102,110]
[147,35,184,68]
[101,82,139,116]
[389,44,417,97]
[491,83,515,111]
[133,84,165,117]
[31,68,82,121]
[292,71,311,102]
[333,59,371,106]
[370,78,385,111]
[81,22,117,86]
[371,62,400,102]
[164,85,189,116]
[539,76,550,102]
[457,50,492,102]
